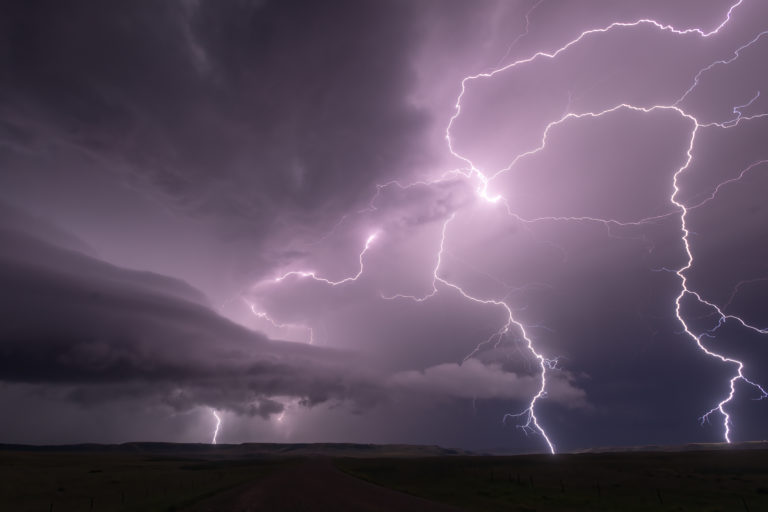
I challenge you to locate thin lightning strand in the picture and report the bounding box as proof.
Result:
[675,29,768,105]
[380,213,452,302]
[730,90,761,125]
[492,0,546,69]
[381,215,558,453]
[722,277,768,314]
[245,233,378,345]
[310,169,470,245]
[245,299,315,344]
[272,232,378,286]
[668,111,767,443]
[211,409,221,445]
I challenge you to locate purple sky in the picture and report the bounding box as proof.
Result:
[1,0,767,453]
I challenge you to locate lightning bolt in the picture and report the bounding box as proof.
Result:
[211,409,221,445]
[245,300,315,344]
[248,0,767,453]
[492,0,545,70]
[445,0,746,202]
[666,113,768,444]
[272,232,378,286]
[382,214,558,453]
[722,277,768,316]
[245,232,378,345]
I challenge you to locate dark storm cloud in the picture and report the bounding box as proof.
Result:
[390,359,588,408]
[0,0,431,242]
[0,211,385,416]
[0,201,95,256]
[0,208,586,424]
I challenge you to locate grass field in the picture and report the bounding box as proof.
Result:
[0,443,457,511]
[337,448,768,511]
[1,443,767,511]
[0,449,284,511]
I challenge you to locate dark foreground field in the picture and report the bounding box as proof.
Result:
[1,442,767,511]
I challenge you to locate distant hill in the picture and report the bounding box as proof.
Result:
[0,442,472,458]
[3,440,767,457]
[572,440,768,454]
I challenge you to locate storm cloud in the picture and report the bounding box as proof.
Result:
[0,0,433,246]
[1,0,767,451]
[0,209,385,415]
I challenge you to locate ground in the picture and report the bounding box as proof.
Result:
[1,443,767,511]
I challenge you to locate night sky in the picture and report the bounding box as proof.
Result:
[1,0,767,454]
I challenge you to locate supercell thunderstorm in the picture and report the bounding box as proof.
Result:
[240,0,768,452]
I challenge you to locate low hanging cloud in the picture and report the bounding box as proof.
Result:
[0,208,387,417]
[0,207,590,421]
[390,359,590,409]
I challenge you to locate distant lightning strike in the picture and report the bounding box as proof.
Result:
[685,159,768,213]
[211,409,221,445]
[247,301,315,344]
[244,232,378,345]
[244,0,767,452]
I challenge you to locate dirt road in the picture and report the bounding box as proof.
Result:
[185,457,459,511]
